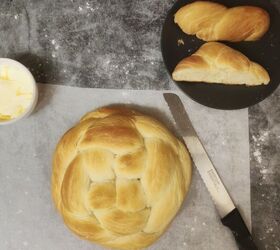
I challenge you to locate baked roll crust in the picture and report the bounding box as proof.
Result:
[175,1,270,42]
[52,106,192,250]
[172,42,270,85]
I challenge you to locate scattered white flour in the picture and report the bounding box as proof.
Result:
[14,14,19,20]
[251,130,276,185]
[252,130,270,165]
[259,131,269,142]
[49,39,60,55]
[86,2,95,12]
[202,222,206,226]
[78,6,83,11]
[260,169,268,174]
[123,61,135,74]
[253,149,262,164]
[104,58,110,65]
[44,34,48,38]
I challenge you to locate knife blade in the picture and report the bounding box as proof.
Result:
[164,93,258,250]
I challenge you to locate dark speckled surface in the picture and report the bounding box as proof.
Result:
[0,0,279,249]
[1,0,173,89]
[250,85,280,250]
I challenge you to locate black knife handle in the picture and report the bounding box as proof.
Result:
[221,208,258,250]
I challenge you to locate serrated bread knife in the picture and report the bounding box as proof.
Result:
[164,93,257,250]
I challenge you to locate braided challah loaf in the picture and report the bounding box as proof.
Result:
[172,42,270,85]
[175,1,270,42]
[52,106,192,249]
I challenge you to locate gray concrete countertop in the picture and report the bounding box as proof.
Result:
[0,0,279,249]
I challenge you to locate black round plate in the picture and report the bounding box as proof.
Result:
[161,0,280,110]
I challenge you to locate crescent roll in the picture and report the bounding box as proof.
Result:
[172,42,270,85]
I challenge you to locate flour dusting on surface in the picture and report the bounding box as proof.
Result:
[251,130,270,176]
[253,149,262,163]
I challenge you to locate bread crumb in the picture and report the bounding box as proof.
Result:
[177,39,184,46]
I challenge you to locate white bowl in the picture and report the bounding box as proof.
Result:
[0,58,38,126]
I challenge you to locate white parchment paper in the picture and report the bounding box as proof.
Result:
[0,84,250,250]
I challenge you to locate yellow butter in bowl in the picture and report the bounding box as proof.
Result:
[0,59,38,125]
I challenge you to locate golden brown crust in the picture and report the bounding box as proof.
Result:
[175,1,270,42]
[172,42,270,85]
[52,106,192,250]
